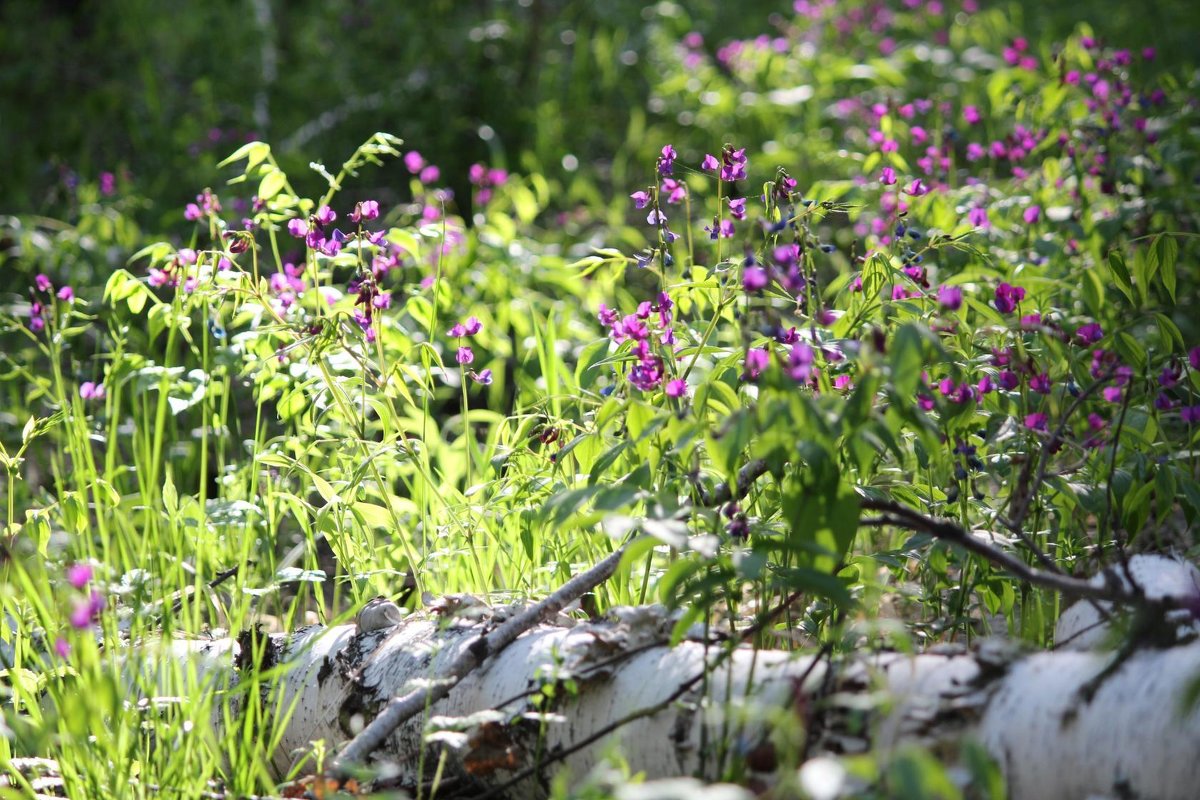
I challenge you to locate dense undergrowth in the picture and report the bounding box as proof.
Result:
[2,1,1199,798]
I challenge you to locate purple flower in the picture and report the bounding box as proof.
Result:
[66,563,92,589]
[456,346,475,365]
[904,179,928,197]
[719,147,748,182]
[404,151,426,173]
[1024,412,1048,431]
[705,218,735,239]
[728,197,747,220]
[35,274,52,292]
[69,591,105,630]
[99,171,116,196]
[701,153,720,172]
[419,165,440,184]
[184,203,202,221]
[743,266,769,292]
[657,145,677,176]
[936,285,962,311]
[880,166,897,186]
[1075,322,1104,345]
[1183,406,1200,424]
[471,368,493,385]
[287,218,309,238]
[1024,205,1041,224]
[54,637,71,659]
[351,200,380,222]
[994,282,1025,314]
[967,205,989,228]
[744,348,770,380]
[665,378,687,398]
[314,205,336,226]
[463,316,482,335]
[57,285,74,302]
[963,105,982,125]
[647,209,667,226]
[787,342,815,383]
[79,382,105,401]
[372,291,392,310]
[1103,386,1123,403]
[999,370,1020,390]
[1029,372,1052,394]
[630,191,650,209]
[1189,346,1200,371]
[1155,393,1176,411]
[661,178,687,204]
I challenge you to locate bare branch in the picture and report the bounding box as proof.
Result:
[330,541,632,775]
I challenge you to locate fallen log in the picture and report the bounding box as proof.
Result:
[162,593,1200,800]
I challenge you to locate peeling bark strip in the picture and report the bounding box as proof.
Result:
[196,604,1200,800]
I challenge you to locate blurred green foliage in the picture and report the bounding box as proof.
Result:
[3,0,1196,226]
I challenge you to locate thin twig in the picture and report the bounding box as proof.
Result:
[330,541,632,775]
[859,498,1148,603]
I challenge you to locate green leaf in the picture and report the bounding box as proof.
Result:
[1107,250,1134,303]
[1154,234,1178,302]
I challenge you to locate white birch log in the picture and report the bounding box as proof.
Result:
[160,599,1200,800]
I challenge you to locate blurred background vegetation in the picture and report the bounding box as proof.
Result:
[3,0,1197,231]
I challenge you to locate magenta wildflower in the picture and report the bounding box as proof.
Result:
[1029,373,1052,394]
[79,382,105,401]
[456,346,475,365]
[904,179,928,197]
[657,145,677,176]
[994,282,1025,314]
[937,284,963,311]
[351,200,380,222]
[744,348,770,380]
[1024,412,1048,431]
[1189,346,1200,371]
[728,197,747,220]
[184,203,202,221]
[471,368,493,385]
[701,153,720,172]
[66,563,92,589]
[880,166,897,185]
[1183,406,1200,424]
[661,178,687,204]
[1075,322,1104,345]
[963,105,982,125]
[787,343,815,383]
[287,218,309,238]
[35,274,52,292]
[54,637,71,659]
[99,171,116,196]
[1024,205,1041,224]
[404,151,426,173]
[967,205,989,228]
[630,191,651,209]
[999,370,1020,390]
[665,378,687,398]
[1103,386,1123,403]
[705,218,735,239]
[69,591,105,630]
[743,266,769,292]
[314,205,336,226]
